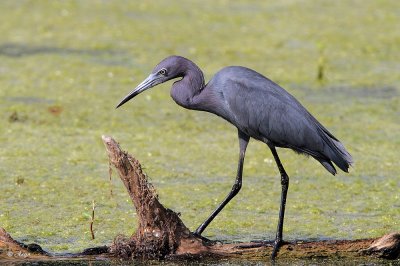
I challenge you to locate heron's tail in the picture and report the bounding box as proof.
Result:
[328,138,353,172]
[317,126,353,175]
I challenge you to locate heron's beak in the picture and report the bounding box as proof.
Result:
[116,73,161,108]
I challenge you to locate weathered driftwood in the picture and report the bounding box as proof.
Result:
[1,135,399,262]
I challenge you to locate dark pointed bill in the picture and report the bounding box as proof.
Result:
[116,73,159,108]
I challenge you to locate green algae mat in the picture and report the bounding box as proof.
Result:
[0,0,399,260]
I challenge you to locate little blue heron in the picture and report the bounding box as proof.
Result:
[116,55,353,259]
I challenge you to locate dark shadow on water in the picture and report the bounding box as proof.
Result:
[0,42,123,58]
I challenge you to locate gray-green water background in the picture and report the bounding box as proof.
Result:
[0,0,399,254]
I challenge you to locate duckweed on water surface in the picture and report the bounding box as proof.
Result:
[0,0,399,256]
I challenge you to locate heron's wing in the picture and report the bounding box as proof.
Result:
[216,67,352,173]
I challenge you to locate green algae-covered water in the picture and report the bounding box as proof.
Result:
[0,0,399,262]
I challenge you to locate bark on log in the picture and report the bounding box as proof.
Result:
[0,135,399,262]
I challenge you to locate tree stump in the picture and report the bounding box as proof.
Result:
[102,135,206,259]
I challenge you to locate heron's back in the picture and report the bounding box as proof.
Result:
[202,66,353,175]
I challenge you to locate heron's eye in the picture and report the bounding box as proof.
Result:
[158,68,167,76]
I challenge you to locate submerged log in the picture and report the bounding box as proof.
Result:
[0,227,49,261]
[101,135,400,260]
[0,135,399,262]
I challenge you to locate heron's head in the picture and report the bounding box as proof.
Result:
[116,56,187,108]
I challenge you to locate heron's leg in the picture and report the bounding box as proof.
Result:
[268,145,289,260]
[194,130,249,236]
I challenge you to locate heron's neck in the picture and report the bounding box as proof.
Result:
[171,62,205,109]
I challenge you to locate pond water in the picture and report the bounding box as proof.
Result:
[0,1,399,264]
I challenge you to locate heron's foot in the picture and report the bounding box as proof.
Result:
[192,228,201,237]
[271,238,282,260]
[192,231,211,243]
[192,231,201,238]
